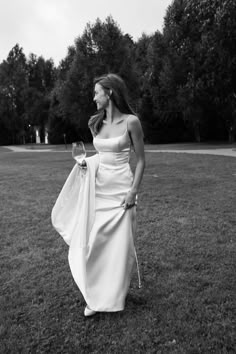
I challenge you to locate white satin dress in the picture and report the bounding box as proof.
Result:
[52,128,140,312]
[86,130,140,312]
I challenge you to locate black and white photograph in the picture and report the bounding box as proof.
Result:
[0,0,235,352]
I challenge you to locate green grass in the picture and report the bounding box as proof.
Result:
[0,148,235,353]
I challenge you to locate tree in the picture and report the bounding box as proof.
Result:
[162,0,236,142]
[0,44,28,144]
[163,0,204,141]
[25,54,56,142]
[0,45,56,144]
[57,45,76,81]
[133,33,155,140]
[214,0,236,141]
[50,16,138,142]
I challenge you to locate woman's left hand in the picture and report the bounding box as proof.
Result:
[121,190,137,210]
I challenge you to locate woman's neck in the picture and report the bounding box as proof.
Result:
[105,103,122,124]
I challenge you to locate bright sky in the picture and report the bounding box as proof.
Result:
[0,0,173,66]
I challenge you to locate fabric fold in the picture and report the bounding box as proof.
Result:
[51,154,99,297]
[51,154,99,246]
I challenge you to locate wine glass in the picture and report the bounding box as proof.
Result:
[72,141,86,163]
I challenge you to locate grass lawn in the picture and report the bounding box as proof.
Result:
[0,148,235,353]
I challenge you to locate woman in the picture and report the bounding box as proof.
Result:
[52,73,145,317]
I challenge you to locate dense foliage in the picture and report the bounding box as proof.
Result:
[0,0,235,144]
[0,45,56,144]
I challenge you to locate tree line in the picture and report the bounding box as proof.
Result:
[0,0,235,145]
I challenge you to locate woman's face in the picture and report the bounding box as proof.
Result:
[93,83,110,110]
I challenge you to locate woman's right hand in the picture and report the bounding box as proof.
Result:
[77,160,87,170]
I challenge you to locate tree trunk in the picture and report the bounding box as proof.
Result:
[194,121,201,142]
[228,126,234,143]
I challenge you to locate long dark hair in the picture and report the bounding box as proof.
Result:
[88,73,136,135]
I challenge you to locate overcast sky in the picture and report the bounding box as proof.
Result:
[0,0,173,65]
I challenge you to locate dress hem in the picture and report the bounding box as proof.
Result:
[88,307,124,313]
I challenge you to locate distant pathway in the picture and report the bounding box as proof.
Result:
[4,146,53,152]
[145,148,236,157]
[3,145,236,157]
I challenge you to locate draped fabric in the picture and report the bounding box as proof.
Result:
[52,129,138,312]
[52,154,99,297]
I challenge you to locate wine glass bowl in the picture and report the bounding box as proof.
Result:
[72,141,86,163]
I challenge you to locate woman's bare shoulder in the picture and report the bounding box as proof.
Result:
[127,114,142,130]
[127,114,140,122]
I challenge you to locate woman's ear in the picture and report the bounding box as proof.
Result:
[109,89,112,97]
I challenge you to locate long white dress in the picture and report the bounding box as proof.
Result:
[52,129,140,312]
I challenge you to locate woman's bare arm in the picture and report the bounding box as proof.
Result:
[122,115,146,209]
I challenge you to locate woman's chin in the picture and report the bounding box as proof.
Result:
[96,103,107,111]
